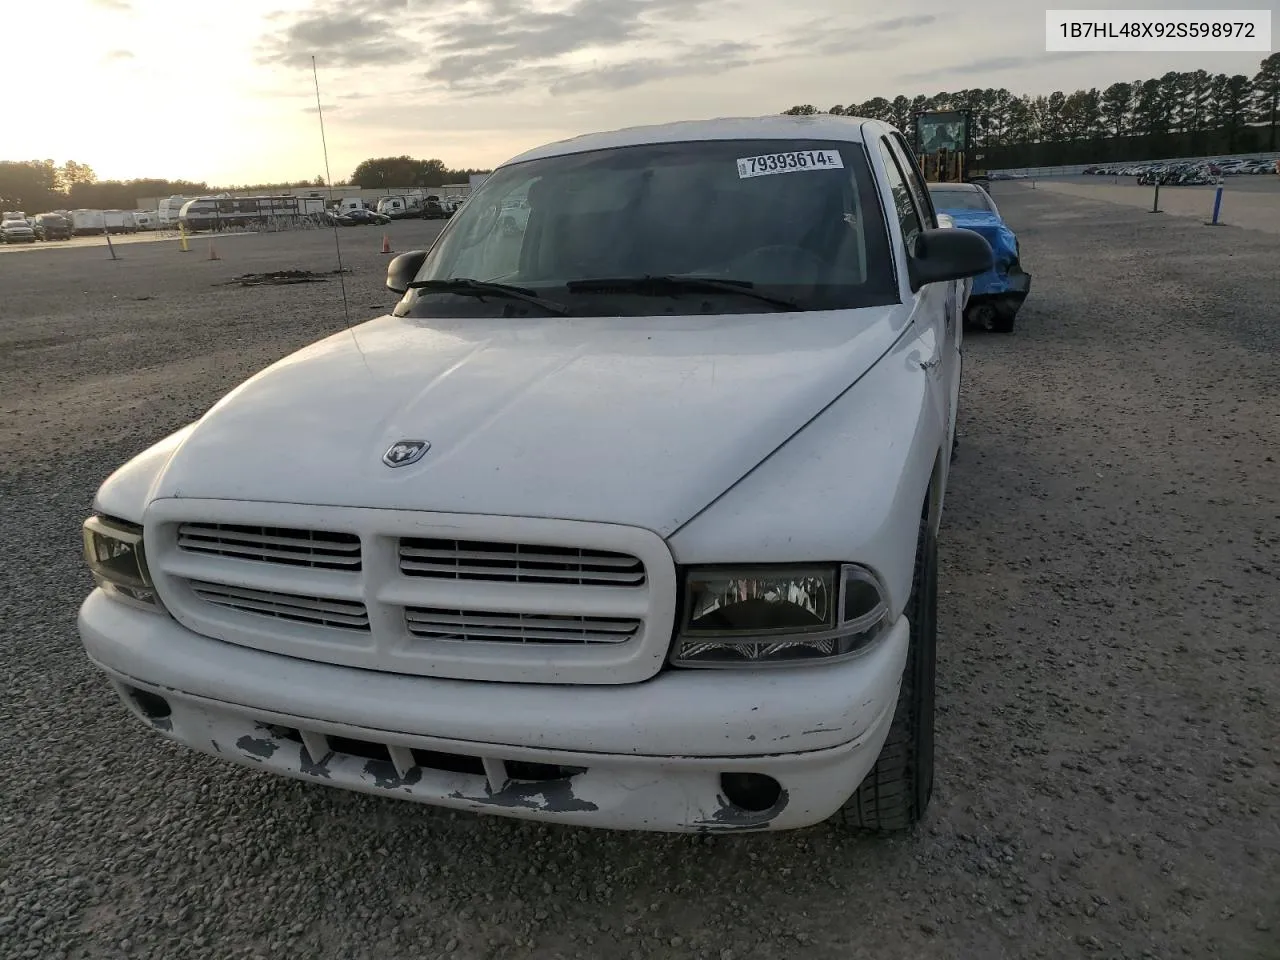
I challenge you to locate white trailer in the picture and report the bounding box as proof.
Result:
[71,209,106,235]
[158,196,193,228]
[375,195,420,218]
[103,210,137,235]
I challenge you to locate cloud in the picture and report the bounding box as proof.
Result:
[901,50,1093,82]
[257,0,423,67]
[259,0,737,93]
[422,0,722,90]
[545,41,758,96]
[868,14,938,32]
[90,0,133,10]
[779,12,939,56]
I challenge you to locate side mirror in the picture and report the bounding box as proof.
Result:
[908,227,994,292]
[387,250,429,294]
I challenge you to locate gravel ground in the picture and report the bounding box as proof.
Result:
[1040,174,1280,194]
[1018,179,1280,235]
[1,197,1277,960]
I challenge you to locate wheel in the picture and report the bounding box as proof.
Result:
[838,507,938,832]
[989,307,1016,333]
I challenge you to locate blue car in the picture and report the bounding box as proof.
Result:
[928,182,1030,333]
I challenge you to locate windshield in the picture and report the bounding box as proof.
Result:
[404,138,898,317]
[929,188,994,212]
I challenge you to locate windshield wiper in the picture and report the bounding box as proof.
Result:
[564,275,803,311]
[405,278,570,315]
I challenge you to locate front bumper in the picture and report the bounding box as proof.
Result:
[78,589,908,832]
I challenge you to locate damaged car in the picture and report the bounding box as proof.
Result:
[76,114,994,834]
[327,207,392,227]
[927,182,1029,333]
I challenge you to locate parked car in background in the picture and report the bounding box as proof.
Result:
[32,212,72,240]
[375,196,421,220]
[75,113,994,835]
[421,195,450,219]
[498,197,530,235]
[327,207,391,227]
[927,181,1029,333]
[1,213,36,243]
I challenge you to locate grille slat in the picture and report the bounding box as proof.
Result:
[399,538,645,587]
[399,559,645,585]
[399,545,640,568]
[405,607,640,645]
[178,523,361,571]
[190,580,370,631]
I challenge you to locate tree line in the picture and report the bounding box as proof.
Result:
[783,53,1280,169]
[0,156,490,215]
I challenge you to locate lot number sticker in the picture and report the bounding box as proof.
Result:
[737,150,845,178]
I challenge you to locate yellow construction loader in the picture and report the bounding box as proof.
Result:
[912,109,989,188]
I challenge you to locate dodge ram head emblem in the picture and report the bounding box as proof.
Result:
[383,440,430,467]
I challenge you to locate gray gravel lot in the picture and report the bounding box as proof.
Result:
[1046,173,1280,194]
[2,194,1277,960]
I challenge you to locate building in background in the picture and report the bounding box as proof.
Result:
[138,183,473,214]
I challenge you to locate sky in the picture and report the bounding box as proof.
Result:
[4,0,1276,185]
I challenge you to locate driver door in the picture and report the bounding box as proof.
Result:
[875,138,955,478]
[887,133,962,461]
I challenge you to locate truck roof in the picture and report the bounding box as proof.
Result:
[503,114,882,167]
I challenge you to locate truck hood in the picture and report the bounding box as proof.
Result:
[152,307,906,535]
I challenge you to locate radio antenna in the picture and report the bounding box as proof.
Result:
[311,55,354,333]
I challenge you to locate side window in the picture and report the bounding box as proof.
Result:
[889,133,938,228]
[877,139,923,254]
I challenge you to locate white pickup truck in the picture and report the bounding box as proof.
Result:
[78,115,993,834]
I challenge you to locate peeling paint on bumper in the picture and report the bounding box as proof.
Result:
[103,679,896,832]
[78,589,906,832]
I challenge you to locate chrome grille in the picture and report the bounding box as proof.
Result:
[149,502,677,684]
[399,538,645,586]
[178,523,361,571]
[189,580,370,632]
[405,607,641,645]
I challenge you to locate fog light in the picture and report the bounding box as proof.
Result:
[719,772,783,813]
[127,687,171,721]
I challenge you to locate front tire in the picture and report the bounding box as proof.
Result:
[838,508,938,832]
[990,306,1017,333]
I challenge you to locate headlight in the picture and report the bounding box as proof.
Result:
[82,515,163,611]
[671,564,890,667]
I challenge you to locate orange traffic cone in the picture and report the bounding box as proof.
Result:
[207,240,220,261]
[380,233,392,254]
